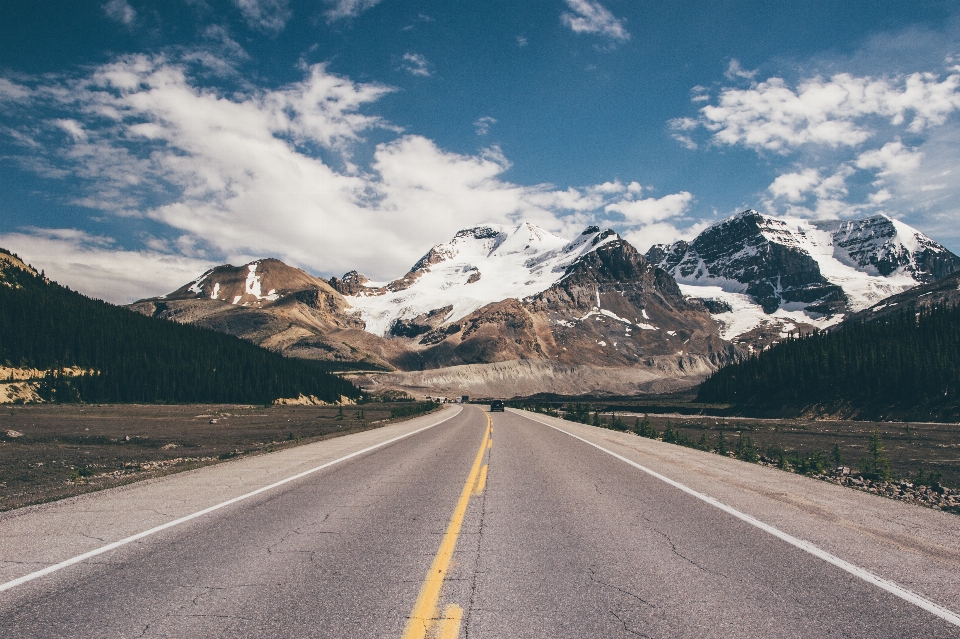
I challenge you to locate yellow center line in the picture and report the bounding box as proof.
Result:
[436,604,464,639]
[400,413,492,639]
[473,465,488,495]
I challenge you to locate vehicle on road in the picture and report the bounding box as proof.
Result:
[490,400,505,412]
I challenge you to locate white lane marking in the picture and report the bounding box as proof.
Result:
[512,409,960,628]
[0,406,464,594]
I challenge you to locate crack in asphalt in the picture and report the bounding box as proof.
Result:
[464,449,490,638]
[610,609,655,638]
[79,532,107,543]
[638,514,730,579]
[178,613,256,622]
[588,568,656,608]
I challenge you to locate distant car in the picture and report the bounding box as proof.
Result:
[490,400,505,412]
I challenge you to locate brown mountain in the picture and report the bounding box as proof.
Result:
[128,259,398,369]
[130,227,739,396]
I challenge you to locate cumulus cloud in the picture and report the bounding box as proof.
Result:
[560,0,630,42]
[768,168,822,202]
[605,191,694,225]
[855,141,923,178]
[724,59,757,81]
[401,53,431,77]
[622,221,707,254]
[765,165,858,220]
[0,55,694,297]
[324,0,384,21]
[0,78,31,102]
[679,57,960,239]
[474,116,496,136]
[0,229,214,303]
[681,70,960,152]
[232,0,291,33]
[102,0,136,26]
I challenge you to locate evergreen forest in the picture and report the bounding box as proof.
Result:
[0,253,360,404]
[697,303,960,421]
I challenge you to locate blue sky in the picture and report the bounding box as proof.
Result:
[2,0,960,302]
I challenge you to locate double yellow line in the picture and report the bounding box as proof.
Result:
[401,414,492,639]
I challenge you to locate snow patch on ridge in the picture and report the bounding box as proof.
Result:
[346,223,619,336]
[187,271,210,296]
[681,284,843,341]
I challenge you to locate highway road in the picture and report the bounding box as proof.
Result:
[2,404,960,637]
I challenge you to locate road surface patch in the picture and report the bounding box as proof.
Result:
[515,409,960,629]
[0,407,463,595]
[402,414,491,639]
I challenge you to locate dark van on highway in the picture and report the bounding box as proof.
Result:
[490,400,505,412]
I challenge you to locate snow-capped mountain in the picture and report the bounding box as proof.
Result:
[161,258,330,307]
[843,269,960,326]
[130,259,381,366]
[133,223,733,395]
[646,210,960,345]
[330,223,620,336]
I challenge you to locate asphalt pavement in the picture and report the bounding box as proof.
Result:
[2,404,959,638]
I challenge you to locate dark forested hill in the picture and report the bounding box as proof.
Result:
[696,303,960,421]
[0,250,360,404]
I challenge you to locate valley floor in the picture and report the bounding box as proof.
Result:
[622,413,960,490]
[0,402,436,512]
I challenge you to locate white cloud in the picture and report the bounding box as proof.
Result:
[401,53,431,77]
[52,119,88,142]
[516,35,528,47]
[622,220,710,254]
[102,0,136,26]
[855,141,922,177]
[2,55,694,297]
[232,0,291,33]
[605,191,693,225]
[474,116,496,136]
[768,168,821,202]
[766,166,856,219]
[0,78,31,102]
[724,59,757,81]
[324,0,384,21]
[0,229,214,304]
[560,0,630,42]
[684,70,960,152]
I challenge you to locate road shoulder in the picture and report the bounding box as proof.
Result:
[0,405,462,586]
[511,408,960,614]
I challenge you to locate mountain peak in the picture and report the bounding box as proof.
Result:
[343,222,621,336]
[645,211,960,344]
[150,257,331,308]
[0,248,38,279]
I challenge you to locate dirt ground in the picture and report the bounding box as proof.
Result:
[0,402,438,512]
[631,413,960,487]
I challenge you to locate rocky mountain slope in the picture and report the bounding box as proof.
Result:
[130,214,959,397]
[129,259,398,369]
[133,225,735,395]
[842,270,960,325]
[646,210,960,350]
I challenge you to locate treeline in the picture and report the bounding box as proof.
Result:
[0,258,360,404]
[697,303,960,420]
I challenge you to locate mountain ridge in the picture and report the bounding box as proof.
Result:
[126,213,960,396]
[646,210,960,349]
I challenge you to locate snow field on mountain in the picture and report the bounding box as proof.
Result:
[346,223,618,336]
[679,284,844,341]
[764,216,917,311]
